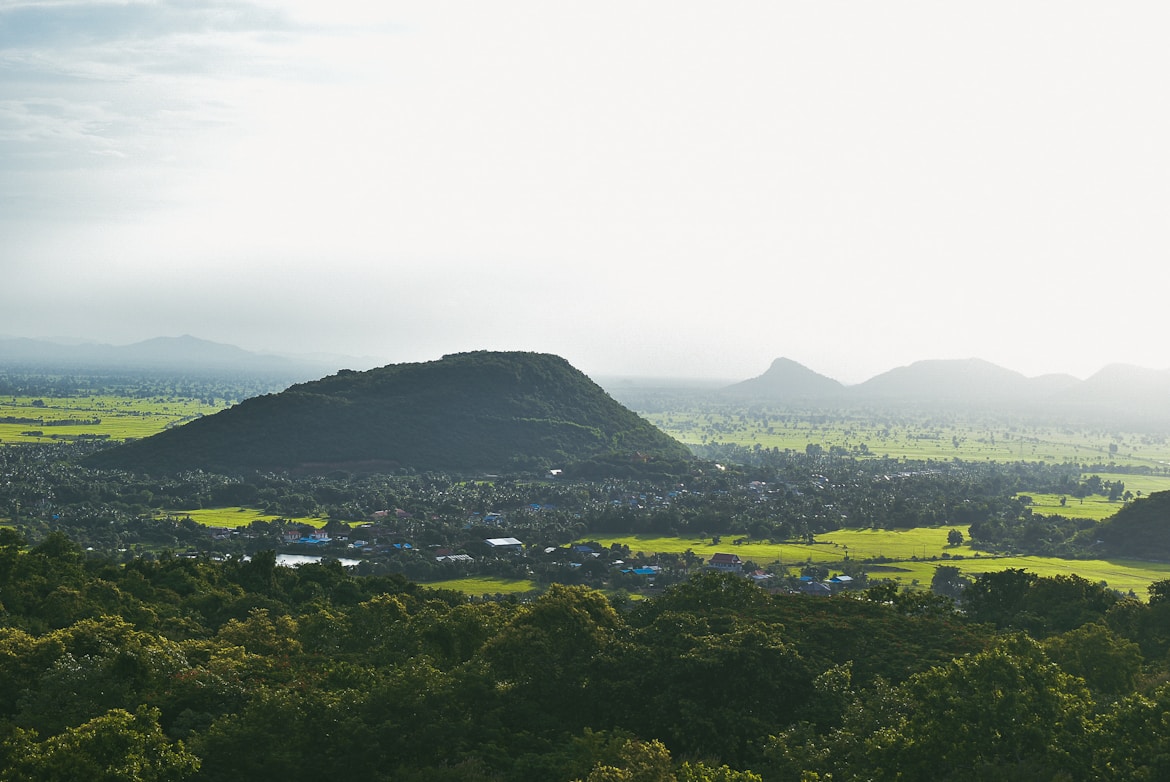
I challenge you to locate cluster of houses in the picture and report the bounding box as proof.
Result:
[213,506,858,596]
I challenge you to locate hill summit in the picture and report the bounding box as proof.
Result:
[720,357,845,400]
[84,351,691,475]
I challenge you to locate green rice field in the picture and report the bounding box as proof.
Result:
[0,395,222,444]
[1020,474,1170,521]
[1020,494,1124,521]
[645,410,1170,468]
[588,527,974,567]
[867,556,1170,599]
[420,576,539,595]
[584,529,1170,598]
[165,507,326,529]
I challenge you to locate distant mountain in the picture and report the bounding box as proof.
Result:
[1053,364,1170,416]
[716,356,1169,427]
[83,351,692,476]
[850,358,1070,403]
[720,357,845,400]
[0,335,349,377]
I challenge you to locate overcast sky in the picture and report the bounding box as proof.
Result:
[2,1,1168,383]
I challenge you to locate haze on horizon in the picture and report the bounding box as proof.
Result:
[3,1,1168,386]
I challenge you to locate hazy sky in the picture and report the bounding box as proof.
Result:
[3,1,1168,383]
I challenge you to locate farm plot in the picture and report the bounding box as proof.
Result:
[166,507,326,529]
[1020,473,1170,521]
[1018,493,1122,521]
[420,576,539,595]
[585,527,972,568]
[644,408,1170,468]
[871,556,1170,599]
[0,395,222,444]
[586,528,1170,599]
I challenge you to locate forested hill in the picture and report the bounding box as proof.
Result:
[1086,490,1170,559]
[82,351,691,476]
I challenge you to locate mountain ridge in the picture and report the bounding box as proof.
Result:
[3,333,1166,387]
[717,356,1170,427]
[0,334,374,376]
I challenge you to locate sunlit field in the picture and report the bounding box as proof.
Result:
[420,576,539,595]
[585,529,1170,598]
[869,556,1170,600]
[644,409,1170,468]
[1087,472,1170,498]
[1018,493,1124,521]
[588,530,1050,576]
[166,507,326,529]
[587,527,973,567]
[0,394,223,444]
[1018,473,1170,521]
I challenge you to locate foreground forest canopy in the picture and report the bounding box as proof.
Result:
[5,361,1170,779]
[2,532,1170,781]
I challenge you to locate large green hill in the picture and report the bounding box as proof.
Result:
[1084,490,1170,559]
[83,351,691,475]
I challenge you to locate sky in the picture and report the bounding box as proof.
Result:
[2,1,1168,384]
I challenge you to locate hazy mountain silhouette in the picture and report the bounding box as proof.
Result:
[0,335,354,376]
[1038,364,1170,428]
[1054,363,1170,407]
[720,357,845,400]
[84,351,691,476]
[719,357,1169,427]
[850,358,1076,402]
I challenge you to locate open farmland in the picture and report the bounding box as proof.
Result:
[0,394,222,444]
[643,407,1170,468]
[166,507,326,529]
[1018,493,1122,521]
[589,527,972,567]
[585,529,1170,599]
[870,556,1170,600]
[420,576,539,595]
[1019,474,1170,520]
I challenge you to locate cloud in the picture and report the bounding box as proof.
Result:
[3,2,1170,382]
[0,0,296,47]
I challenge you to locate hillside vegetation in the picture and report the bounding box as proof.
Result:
[83,351,690,476]
[1089,490,1170,559]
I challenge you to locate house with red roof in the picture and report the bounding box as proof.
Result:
[708,552,743,572]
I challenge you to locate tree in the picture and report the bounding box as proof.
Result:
[872,635,1092,780]
[962,568,1039,628]
[947,528,964,546]
[1043,622,1143,698]
[930,565,970,601]
[478,583,624,730]
[581,738,674,782]
[3,706,200,782]
[1090,683,1170,780]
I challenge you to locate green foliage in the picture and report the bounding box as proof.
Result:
[1083,490,1170,559]
[1,705,199,782]
[1043,623,1143,698]
[964,570,1121,637]
[1,508,1169,779]
[1090,684,1170,780]
[880,635,1092,779]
